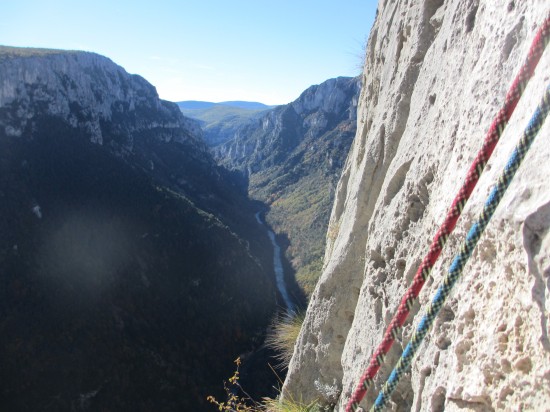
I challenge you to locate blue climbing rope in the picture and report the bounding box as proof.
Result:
[371,83,550,411]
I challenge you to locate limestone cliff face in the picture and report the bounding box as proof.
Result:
[0,46,203,149]
[284,1,550,410]
[214,76,360,175]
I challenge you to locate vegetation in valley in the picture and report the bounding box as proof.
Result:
[213,77,360,297]
[248,124,355,296]
[0,114,277,411]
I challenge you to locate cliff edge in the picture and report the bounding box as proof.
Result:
[283,1,550,410]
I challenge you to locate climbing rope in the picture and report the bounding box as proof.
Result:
[346,14,550,411]
[371,83,550,411]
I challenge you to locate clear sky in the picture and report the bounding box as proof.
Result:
[1,1,377,105]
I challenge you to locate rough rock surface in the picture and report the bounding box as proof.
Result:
[283,1,550,410]
[0,46,203,149]
[214,76,359,176]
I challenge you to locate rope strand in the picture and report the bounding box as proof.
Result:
[371,83,550,411]
[346,14,550,411]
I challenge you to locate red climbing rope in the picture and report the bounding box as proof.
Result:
[346,14,550,411]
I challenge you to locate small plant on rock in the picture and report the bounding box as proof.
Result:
[207,356,320,412]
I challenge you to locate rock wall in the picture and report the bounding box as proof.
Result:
[214,76,360,175]
[0,46,203,148]
[283,1,550,410]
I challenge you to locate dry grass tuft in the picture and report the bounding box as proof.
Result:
[265,311,306,368]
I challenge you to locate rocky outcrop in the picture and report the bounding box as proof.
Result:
[0,46,203,148]
[215,76,359,175]
[0,46,249,223]
[214,77,361,294]
[283,1,550,410]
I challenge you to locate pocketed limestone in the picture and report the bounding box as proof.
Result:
[283,1,550,410]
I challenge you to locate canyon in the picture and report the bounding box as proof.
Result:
[2,1,550,410]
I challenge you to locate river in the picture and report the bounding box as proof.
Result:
[255,212,295,314]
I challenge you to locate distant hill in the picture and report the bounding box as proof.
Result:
[177,100,272,111]
[219,101,273,110]
[179,101,275,147]
[176,100,217,110]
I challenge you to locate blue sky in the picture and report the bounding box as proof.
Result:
[1,1,377,105]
